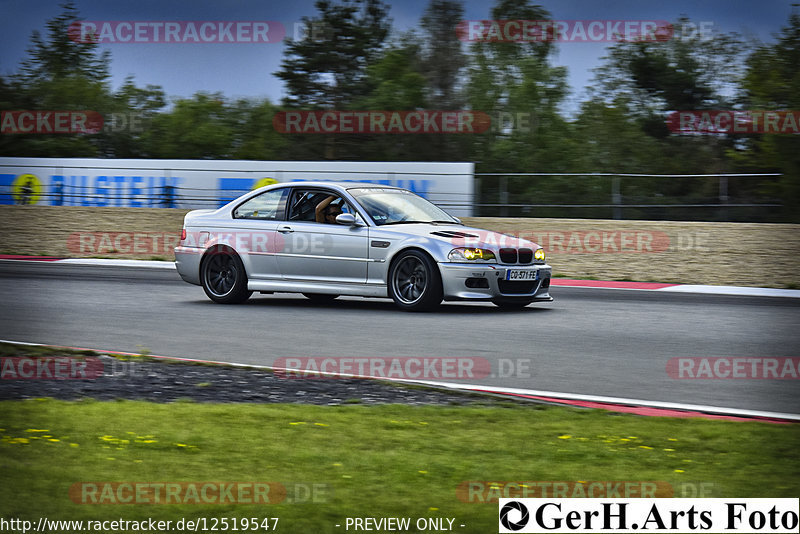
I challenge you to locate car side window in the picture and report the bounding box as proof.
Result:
[233,188,288,220]
[288,189,355,222]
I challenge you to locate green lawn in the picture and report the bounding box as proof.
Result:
[1,399,797,533]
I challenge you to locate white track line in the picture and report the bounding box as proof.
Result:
[1,339,797,422]
[57,259,176,269]
[658,284,800,298]
[5,258,798,297]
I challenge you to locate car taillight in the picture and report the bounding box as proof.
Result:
[180,228,186,241]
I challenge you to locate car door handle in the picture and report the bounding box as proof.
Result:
[278,226,294,233]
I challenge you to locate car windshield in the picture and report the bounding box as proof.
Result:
[348,188,457,226]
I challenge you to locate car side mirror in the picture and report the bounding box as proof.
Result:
[452,217,462,224]
[335,213,358,225]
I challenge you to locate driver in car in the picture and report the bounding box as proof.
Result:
[315,195,343,223]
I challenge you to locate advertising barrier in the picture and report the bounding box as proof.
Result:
[0,158,474,217]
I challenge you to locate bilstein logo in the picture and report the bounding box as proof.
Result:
[500,501,530,531]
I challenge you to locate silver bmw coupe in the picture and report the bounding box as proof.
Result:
[174,181,553,311]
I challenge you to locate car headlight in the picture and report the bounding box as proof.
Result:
[448,248,496,262]
[534,248,546,261]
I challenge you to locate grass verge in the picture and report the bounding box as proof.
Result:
[1,399,798,533]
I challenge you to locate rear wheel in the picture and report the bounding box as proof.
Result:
[388,250,442,311]
[201,247,252,304]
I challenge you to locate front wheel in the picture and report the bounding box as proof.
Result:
[388,250,443,311]
[201,248,252,304]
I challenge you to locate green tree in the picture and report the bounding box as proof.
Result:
[0,2,166,158]
[734,11,800,220]
[0,2,111,156]
[274,0,391,159]
[583,18,756,219]
[275,0,391,109]
[420,0,466,109]
[227,98,288,160]
[141,93,234,159]
[465,0,573,212]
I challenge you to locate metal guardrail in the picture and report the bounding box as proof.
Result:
[472,172,783,219]
[0,167,784,221]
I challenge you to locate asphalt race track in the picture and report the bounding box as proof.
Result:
[1,261,798,415]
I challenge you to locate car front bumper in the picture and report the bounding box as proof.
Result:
[438,262,553,302]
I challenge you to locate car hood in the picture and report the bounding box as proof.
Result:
[374,223,540,250]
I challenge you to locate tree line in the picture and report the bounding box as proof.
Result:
[1,1,797,221]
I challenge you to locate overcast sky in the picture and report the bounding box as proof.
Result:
[0,0,795,114]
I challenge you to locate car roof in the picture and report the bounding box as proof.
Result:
[272,181,403,191]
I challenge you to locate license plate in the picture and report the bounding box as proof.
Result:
[506,269,539,281]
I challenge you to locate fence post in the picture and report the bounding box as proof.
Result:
[473,175,480,217]
[719,175,728,221]
[499,176,508,217]
[612,175,622,219]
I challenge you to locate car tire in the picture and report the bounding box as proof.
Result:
[492,298,535,309]
[388,250,443,311]
[303,293,339,302]
[201,247,252,304]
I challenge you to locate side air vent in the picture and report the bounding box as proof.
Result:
[430,231,480,239]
